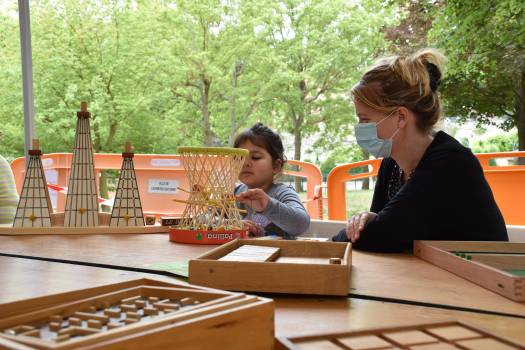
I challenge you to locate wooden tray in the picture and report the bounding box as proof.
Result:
[0,278,274,350]
[276,320,525,349]
[414,241,525,302]
[189,239,351,296]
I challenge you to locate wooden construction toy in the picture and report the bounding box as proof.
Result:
[169,147,249,244]
[0,103,167,235]
[189,239,352,296]
[276,320,525,349]
[0,278,274,350]
[63,102,99,227]
[414,241,525,302]
[109,141,145,227]
[12,139,53,228]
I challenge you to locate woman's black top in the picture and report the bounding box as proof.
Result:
[332,131,508,252]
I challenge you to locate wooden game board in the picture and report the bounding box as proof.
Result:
[0,278,274,349]
[189,238,351,296]
[414,241,525,302]
[275,320,525,349]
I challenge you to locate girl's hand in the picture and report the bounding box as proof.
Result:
[243,220,263,237]
[236,188,270,213]
[346,212,378,243]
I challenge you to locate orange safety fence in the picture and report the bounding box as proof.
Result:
[326,152,525,225]
[11,153,323,219]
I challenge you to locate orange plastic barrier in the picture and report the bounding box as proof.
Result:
[326,152,525,225]
[11,154,323,219]
[475,152,525,225]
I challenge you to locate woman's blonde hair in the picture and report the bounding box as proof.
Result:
[351,48,446,132]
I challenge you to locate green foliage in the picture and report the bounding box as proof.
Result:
[428,0,525,149]
[320,145,364,180]
[470,132,518,153]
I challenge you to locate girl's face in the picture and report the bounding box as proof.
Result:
[238,140,281,191]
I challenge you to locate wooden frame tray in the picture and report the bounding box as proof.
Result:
[276,320,525,349]
[414,241,525,302]
[0,278,274,350]
[189,239,352,296]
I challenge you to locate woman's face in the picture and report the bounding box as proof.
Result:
[354,99,398,140]
[237,140,280,190]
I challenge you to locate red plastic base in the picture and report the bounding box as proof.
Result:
[169,228,248,244]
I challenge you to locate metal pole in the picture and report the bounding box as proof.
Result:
[18,0,35,162]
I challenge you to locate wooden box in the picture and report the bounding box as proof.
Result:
[276,320,525,349]
[414,241,525,302]
[0,278,274,350]
[189,239,352,296]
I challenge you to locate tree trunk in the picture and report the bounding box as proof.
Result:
[361,150,370,190]
[293,120,303,193]
[228,61,243,146]
[202,77,213,146]
[515,71,525,164]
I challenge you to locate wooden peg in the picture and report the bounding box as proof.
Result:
[80,101,87,112]
[31,139,40,150]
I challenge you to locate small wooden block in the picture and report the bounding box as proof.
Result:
[456,338,519,350]
[218,245,281,262]
[180,297,193,306]
[126,311,140,319]
[337,335,392,349]
[58,327,76,336]
[49,322,62,331]
[145,215,156,225]
[107,322,122,330]
[426,325,482,341]
[164,308,177,313]
[50,315,63,323]
[124,318,139,324]
[85,306,97,313]
[409,343,458,350]
[20,329,40,338]
[74,327,101,335]
[54,334,70,342]
[148,297,159,303]
[135,300,146,308]
[154,302,180,310]
[295,340,342,350]
[121,304,137,312]
[383,330,438,345]
[87,319,102,329]
[68,317,82,326]
[143,307,158,316]
[329,257,342,265]
[121,295,142,304]
[104,308,122,318]
[73,312,109,324]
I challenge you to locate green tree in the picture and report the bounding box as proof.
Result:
[254,0,398,190]
[429,0,525,152]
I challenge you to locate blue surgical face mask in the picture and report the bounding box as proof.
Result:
[354,109,399,158]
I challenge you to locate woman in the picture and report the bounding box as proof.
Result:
[332,48,508,252]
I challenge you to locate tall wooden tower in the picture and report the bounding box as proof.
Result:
[110,141,145,227]
[63,102,99,227]
[12,139,53,227]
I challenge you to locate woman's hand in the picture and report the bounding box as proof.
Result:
[346,212,378,243]
[235,188,270,213]
[243,220,263,237]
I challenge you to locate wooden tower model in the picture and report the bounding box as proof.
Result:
[12,139,53,227]
[63,102,99,227]
[110,141,145,227]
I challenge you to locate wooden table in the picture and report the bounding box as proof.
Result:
[1,256,525,344]
[1,234,524,318]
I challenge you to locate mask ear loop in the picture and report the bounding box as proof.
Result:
[377,108,398,126]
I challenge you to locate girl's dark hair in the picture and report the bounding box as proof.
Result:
[234,123,286,169]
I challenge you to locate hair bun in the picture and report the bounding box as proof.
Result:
[425,62,441,92]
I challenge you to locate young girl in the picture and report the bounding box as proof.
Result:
[234,123,310,239]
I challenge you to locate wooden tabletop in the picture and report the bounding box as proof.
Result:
[0,234,524,317]
[1,256,525,344]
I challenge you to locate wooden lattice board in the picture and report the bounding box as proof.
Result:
[189,238,351,296]
[276,320,525,349]
[414,241,525,302]
[0,278,274,350]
